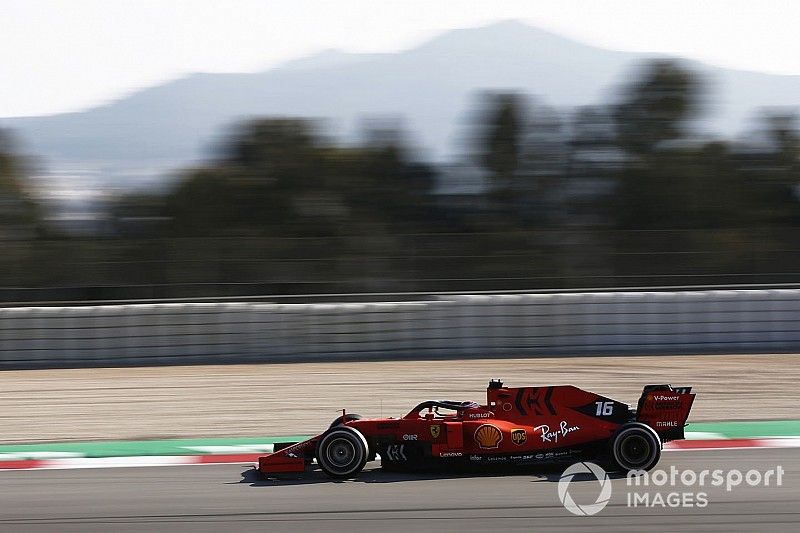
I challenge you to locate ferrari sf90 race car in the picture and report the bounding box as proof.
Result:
[257,380,695,479]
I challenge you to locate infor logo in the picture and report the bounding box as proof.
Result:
[557,462,612,516]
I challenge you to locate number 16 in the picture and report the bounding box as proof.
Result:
[595,401,613,416]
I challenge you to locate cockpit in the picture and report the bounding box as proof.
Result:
[403,400,479,419]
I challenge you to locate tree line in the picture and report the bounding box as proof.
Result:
[1,59,800,301]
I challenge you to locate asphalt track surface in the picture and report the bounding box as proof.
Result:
[1,448,798,532]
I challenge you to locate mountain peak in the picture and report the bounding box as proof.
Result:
[413,19,596,56]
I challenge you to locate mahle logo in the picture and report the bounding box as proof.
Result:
[557,462,612,516]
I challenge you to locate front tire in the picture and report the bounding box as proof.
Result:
[328,414,376,461]
[315,426,369,479]
[610,423,661,472]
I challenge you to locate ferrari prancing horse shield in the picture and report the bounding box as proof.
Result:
[430,425,441,438]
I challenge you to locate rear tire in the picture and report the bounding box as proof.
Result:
[315,426,369,479]
[610,423,661,472]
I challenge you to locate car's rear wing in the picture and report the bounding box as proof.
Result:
[636,384,695,441]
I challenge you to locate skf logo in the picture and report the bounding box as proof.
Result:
[474,424,503,449]
[430,425,441,439]
[511,428,527,445]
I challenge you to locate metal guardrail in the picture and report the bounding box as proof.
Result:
[2,288,800,368]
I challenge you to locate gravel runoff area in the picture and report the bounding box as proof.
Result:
[0,353,795,443]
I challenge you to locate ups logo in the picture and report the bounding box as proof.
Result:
[511,428,527,446]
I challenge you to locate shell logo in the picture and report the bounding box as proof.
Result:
[474,424,503,449]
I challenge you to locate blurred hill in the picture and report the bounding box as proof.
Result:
[2,20,800,181]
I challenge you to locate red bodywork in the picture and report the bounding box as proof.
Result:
[258,381,694,476]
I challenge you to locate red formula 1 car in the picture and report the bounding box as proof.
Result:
[258,380,695,479]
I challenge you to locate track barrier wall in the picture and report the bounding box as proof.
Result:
[2,289,799,368]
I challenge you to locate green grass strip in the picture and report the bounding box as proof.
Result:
[0,435,310,458]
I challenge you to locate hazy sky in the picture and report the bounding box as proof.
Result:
[2,0,799,118]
